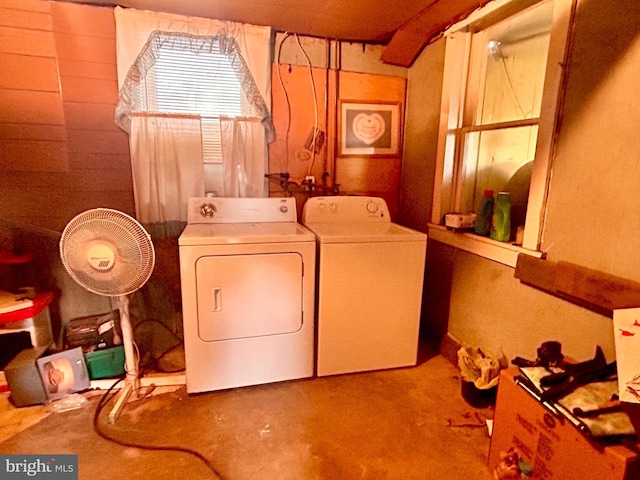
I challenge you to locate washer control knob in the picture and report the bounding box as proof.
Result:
[200,203,217,218]
[366,201,379,214]
[280,205,289,213]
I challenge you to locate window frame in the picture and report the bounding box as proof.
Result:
[429,0,576,266]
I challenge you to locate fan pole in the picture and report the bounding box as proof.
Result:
[109,295,138,423]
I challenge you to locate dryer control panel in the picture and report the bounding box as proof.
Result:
[187,197,297,224]
[301,196,390,223]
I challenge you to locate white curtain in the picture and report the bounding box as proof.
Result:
[221,118,266,197]
[129,115,204,227]
[114,7,273,225]
[113,7,272,97]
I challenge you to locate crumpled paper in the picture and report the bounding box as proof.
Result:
[457,346,503,390]
[46,393,88,413]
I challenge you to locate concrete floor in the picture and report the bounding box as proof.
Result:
[0,347,495,480]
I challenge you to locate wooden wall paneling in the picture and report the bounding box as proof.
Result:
[0,90,65,125]
[50,1,115,38]
[334,70,406,218]
[67,151,130,171]
[65,190,136,220]
[2,184,134,217]
[335,157,401,216]
[65,169,133,193]
[338,70,407,102]
[0,187,134,231]
[555,261,640,312]
[0,82,69,173]
[63,103,120,131]
[0,170,130,191]
[54,0,133,214]
[0,53,59,90]
[58,58,118,80]
[66,129,128,155]
[1,0,134,225]
[0,2,69,174]
[0,0,51,14]
[514,254,555,291]
[0,140,68,171]
[0,7,52,30]
[335,156,401,192]
[515,254,640,317]
[60,77,119,105]
[0,25,56,56]
[53,32,116,63]
[0,123,66,142]
[269,64,329,190]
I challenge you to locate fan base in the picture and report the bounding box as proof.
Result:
[108,382,133,424]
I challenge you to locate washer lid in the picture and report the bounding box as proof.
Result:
[178,222,315,246]
[304,222,426,244]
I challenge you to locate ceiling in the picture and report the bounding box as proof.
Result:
[62,0,491,67]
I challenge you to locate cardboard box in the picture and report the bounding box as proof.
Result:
[445,213,477,229]
[488,368,640,480]
[36,347,91,401]
[5,346,50,407]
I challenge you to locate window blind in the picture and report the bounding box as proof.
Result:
[139,35,258,163]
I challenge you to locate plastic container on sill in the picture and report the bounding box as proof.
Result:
[474,189,494,236]
[490,192,511,242]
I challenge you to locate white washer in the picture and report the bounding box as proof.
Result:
[179,197,315,393]
[301,196,427,377]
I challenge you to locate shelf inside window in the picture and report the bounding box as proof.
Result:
[427,224,543,267]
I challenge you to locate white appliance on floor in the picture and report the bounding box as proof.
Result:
[301,196,427,377]
[179,197,316,393]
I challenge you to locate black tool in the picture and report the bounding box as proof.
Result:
[540,357,617,402]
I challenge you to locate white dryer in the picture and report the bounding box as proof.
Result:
[179,197,315,393]
[301,196,427,377]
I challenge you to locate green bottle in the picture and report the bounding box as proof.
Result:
[490,192,511,242]
[474,189,494,236]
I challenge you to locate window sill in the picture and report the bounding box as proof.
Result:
[427,224,543,268]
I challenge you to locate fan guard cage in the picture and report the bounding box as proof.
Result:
[60,208,155,296]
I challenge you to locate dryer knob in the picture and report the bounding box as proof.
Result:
[280,205,289,213]
[366,201,379,214]
[200,203,217,218]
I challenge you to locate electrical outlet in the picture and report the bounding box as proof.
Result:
[305,176,315,188]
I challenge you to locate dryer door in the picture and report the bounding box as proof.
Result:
[195,252,303,341]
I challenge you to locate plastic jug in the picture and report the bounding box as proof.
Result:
[474,189,494,236]
[490,192,511,242]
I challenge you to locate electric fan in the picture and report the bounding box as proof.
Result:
[60,208,155,423]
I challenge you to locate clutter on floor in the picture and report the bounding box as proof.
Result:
[489,342,640,480]
[0,291,55,367]
[0,250,55,361]
[5,346,91,407]
[1,351,495,480]
[457,345,505,408]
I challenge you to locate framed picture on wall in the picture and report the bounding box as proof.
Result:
[339,101,401,156]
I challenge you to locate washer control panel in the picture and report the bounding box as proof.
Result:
[301,196,390,224]
[187,197,296,224]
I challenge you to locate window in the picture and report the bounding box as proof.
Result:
[430,0,574,266]
[133,33,260,192]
